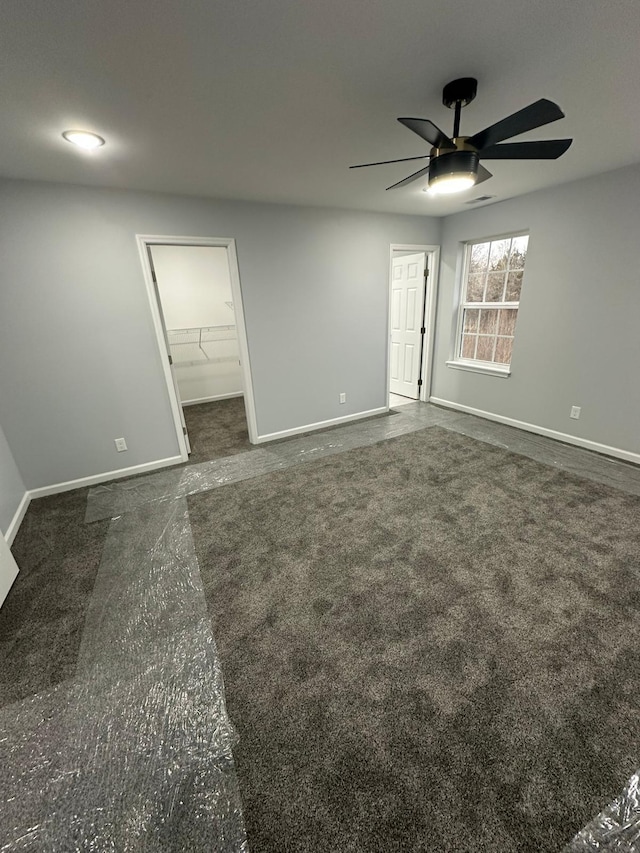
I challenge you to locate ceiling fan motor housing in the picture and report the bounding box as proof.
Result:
[429,148,479,184]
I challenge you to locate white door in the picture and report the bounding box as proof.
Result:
[0,533,19,610]
[389,252,426,399]
[148,248,192,454]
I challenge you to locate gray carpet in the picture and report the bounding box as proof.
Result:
[184,397,251,464]
[183,398,397,467]
[0,489,109,707]
[188,426,640,852]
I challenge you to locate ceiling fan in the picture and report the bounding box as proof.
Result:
[350,78,572,195]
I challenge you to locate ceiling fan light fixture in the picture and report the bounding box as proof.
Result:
[351,79,571,195]
[62,130,105,150]
[427,173,476,195]
[427,149,478,195]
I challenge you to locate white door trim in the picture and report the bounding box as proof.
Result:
[136,235,258,458]
[387,244,440,404]
[0,532,19,610]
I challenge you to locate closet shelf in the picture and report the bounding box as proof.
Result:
[168,324,236,338]
[167,325,239,367]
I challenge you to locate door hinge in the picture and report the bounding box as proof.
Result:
[168,354,173,365]
[183,426,188,435]
[420,326,426,335]
[417,379,423,387]
[151,269,157,283]
[424,268,429,279]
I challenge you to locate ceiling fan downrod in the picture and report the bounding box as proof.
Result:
[442,77,478,139]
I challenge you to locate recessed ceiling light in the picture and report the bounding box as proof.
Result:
[62,130,105,150]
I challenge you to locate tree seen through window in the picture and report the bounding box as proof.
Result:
[458,234,528,367]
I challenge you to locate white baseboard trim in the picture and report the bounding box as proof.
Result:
[429,397,640,466]
[182,392,243,406]
[5,491,32,546]
[255,407,389,444]
[28,455,184,500]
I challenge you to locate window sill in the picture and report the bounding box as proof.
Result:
[446,359,511,378]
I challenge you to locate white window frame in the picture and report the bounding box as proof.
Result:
[447,230,529,378]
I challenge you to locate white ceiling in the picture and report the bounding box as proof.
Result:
[2,0,640,216]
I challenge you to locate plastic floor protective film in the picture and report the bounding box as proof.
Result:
[83,408,454,523]
[0,498,248,852]
[564,771,640,852]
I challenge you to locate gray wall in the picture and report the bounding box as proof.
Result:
[0,423,26,536]
[0,179,438,489]
[431,162,640,457]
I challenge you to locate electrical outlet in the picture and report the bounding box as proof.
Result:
[114,437,128,452]
[570,406,581,420]
[339,392,346,404]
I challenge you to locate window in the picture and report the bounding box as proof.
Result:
[449,233,529,375]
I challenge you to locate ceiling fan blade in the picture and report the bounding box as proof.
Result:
[349,155,429,169]
[467,99,565,150]
[386,163,431,190]
[397,118,455,149]
[479,139,572,159]
[475,165,493,185]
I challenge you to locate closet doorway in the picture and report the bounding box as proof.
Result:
[137,235,258,464]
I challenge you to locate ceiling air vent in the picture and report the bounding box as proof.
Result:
[465,195,496,204]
